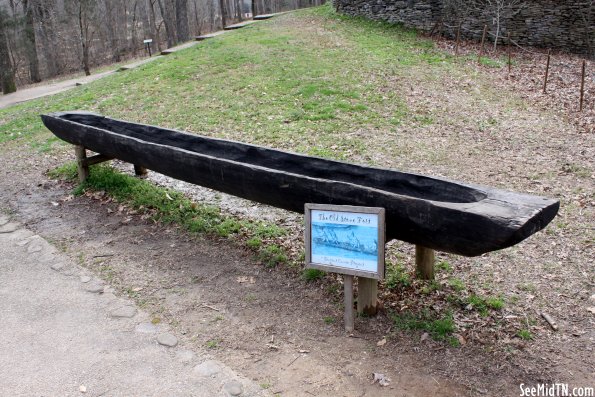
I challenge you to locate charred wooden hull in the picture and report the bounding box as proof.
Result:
[41,112,559,257]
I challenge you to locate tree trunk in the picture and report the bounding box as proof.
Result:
[148,0,161,52]
[192,0,202,36]
[35,0,62,77]
[157,0,176,47]
[0,7,17,93]
[175,0,189,42]
[131,1,139,55]
[219,0,228,28]
[209,1,216,30]
[104,0,121,63]
[235,0,242,21]
[493,4,501,51]
[23,0,41,83]
[78,2,91,76]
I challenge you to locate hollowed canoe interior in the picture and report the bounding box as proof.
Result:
[61,113,487,204]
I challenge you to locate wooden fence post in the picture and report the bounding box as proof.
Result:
[75,145,89,183]
[507,32,512,75]
[429,19,442,37]
[357,277,378,316]
[455,22,462,56]
[580,60,586,112]
[543,50,551,94]
[415,245,435,280]
[478,24,487,65]
[344,275,354,332]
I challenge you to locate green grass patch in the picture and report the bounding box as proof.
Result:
[49,163,290,268]
[485,296,505,310]
[436,261,453,273]
[248,222,286,239]
[302,268,325,281]
[47,162,79,180]
[466,294,505,316]
[420,280,441,294]
[246,237,262,250]
[479,56,504,68]
[448,277,465,292]
[392,310,456,341]
[384,261,411,290]
[517,329,533,340]
[257,244,288,268]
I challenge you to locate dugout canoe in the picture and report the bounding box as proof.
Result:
[41,111,559,257]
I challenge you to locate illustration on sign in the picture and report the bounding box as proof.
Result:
[305,204,385,279]
[311,210,379,272]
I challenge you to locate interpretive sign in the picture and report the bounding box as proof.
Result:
[305,204,385,279]
[143,39,154,57]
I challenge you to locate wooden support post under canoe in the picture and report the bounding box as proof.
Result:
[134,164,148,178]
[357,277,378,316]
[343,275,354,332]
[74,145,89,183]
[82,154,113,167]
[416,245,435,280]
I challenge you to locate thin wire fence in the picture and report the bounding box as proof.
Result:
[429,20,593,132]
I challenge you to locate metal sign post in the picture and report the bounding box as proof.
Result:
[143,39,153,57]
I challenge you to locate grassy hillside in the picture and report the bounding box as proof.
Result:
[0,5,463,162]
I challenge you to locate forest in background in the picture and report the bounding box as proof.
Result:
[0,0,323,93]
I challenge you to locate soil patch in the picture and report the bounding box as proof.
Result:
[1,138,590,397]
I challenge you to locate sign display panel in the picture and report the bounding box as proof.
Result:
[305,204,385,279]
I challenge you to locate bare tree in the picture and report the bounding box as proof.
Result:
[233,0,241,22]
[1,0,318,88]
[34,0,64,77]
[156,0,176,47]
[147,0,162,52]
[129,0,141,55]
[0,4,16,93]
[67,0,96,75]
[219,0,227,27]
[192,0,204,36]
[471,0,526,50]
[209,0,217,30]
[175,0,188,41]
[101,0,122,62]
[22,0,41,82]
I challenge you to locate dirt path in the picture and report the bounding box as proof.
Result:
[3,139,586,397]
[0,146,468,396]
[0,71,116,110]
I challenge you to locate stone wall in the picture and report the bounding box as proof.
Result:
[334,0,595,57]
